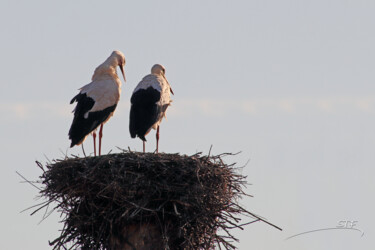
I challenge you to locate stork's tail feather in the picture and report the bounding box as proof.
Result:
[69,133,85,148]
[130,129,147,141]
[130,129,137,139]
[70,138,82,148]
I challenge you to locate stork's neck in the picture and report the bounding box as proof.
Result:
[152,72,168,83]
[92,58,119,81]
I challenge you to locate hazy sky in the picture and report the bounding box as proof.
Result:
[1,1,374,249]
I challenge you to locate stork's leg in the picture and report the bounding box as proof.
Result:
[93,131,97,156]
[99,124,103,156]
[143,141,145,153]
[156,125,160,154]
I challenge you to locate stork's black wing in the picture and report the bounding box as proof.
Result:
[69,93,116,147]
[129,87,161,141]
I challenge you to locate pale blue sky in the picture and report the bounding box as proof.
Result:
[1,1,374,249]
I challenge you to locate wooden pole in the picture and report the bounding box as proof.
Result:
[110,223,164,250]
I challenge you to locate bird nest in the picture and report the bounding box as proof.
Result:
[33,151,278,249]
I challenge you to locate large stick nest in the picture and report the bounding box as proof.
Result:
[34,151,273,249]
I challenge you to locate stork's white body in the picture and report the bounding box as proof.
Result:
[78,76,121,119]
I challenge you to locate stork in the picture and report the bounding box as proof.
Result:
[129,64,173,153]
[69,50,126,156]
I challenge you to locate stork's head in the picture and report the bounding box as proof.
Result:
[110,50,126,82]
[151,64,166,75]
[151,64,174,95]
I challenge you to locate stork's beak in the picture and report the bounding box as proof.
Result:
[119,64,126,82]
[163,75,174,95]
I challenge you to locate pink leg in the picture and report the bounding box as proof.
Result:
[156,126,160,153]
[143,141,145,153]
[99,124,103,156]
[93,132,97,156]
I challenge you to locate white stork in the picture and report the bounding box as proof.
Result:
[69,50,126,156]
[129,64,173,153]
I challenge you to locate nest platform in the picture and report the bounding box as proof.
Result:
[34,151,273,249]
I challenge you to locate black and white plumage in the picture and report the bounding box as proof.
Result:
[129,64,173,153]
[69,50,126,156]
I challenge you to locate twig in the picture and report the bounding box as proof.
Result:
[16,171,41,191]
